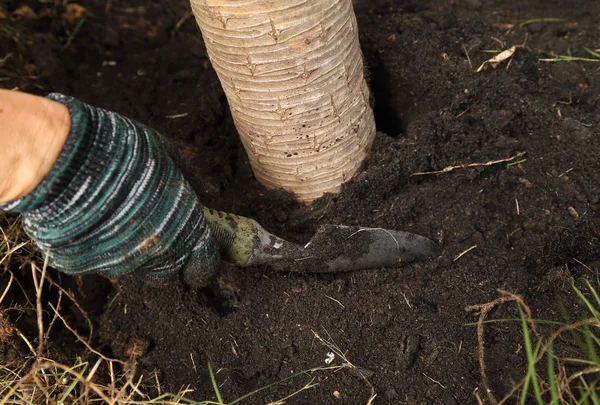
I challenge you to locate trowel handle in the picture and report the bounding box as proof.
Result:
[202,207,260,266]
[203,207,297,268]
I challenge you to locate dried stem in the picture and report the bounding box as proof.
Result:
[465,289,535,405]
[411,152,526,177]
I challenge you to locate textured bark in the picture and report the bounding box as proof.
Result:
[190,0,376,202]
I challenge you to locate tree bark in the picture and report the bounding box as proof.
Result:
[190,0,376,202]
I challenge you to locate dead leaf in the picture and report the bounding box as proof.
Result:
[61,3,86,23]
[0,9,7,20]
[13,5,37,19]
[476,46,516,72]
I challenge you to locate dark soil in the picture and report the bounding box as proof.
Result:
[2,0,600,403]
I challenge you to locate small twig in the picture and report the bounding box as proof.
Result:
[455,106,472,118]
[565,365,599,386]
[165,113,189,119]
[32,253,49,357]
[573,259,593,273]
[312,329,376,402]
[171,11,193,36]
[44,291,63,341]
[36,361,113,403]
[85,358,102,383]
[0,241,28,267]
[43,272,94,342]
[490,37,505,49]
[190,352,198,375]
[267,378,319,405]
[15,328,36,356]
[0,53,12,65]
[48,302,126,365]
[423,372,446,389]
[558,167,574,178]
[0,271,14,305]
[463,44,473,70]
[153,370,162,395]
[401,292,412,308]
[325,295,345,309]
[465,289,533,405]
[454,245,477,262]
[411,152,526,176]
[474,390,485,405]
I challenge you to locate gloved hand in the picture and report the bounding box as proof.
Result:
[0,94,219,286]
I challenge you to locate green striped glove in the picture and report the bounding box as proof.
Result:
[0,94,219,285]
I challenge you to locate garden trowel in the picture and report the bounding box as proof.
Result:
[204,208,438,272]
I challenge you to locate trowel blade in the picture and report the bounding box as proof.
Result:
[250,224,439,272]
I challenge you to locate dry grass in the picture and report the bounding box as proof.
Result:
[0,213,351,405]
[0,213,162,405]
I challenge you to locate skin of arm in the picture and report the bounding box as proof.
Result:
[0,89,70,202]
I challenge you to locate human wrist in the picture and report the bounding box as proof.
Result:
[0,90,70,202]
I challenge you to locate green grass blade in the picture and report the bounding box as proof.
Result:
[207,360,224,405]
[584,47,600,59]
[577,385,592,405]
[583,324,600,368]
[57,378,82,404]
[506,159,528,168]
[592,387,600,405]
[576,378,600,405]
[520,372,532,405]
[57,361,89,404]
[540,55,600,63]
[572,284,600,319]
[572,283,600,366]
[547,343,559,405]
[4,384,35,405]
[519,18,565,29]
[586,279,600,308]
[519,304,543,404]
[64,18,86,49]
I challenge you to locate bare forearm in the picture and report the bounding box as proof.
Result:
[0,89,70,202]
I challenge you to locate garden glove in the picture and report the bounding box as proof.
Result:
[0,94,219,286]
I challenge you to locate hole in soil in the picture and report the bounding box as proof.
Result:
[369,55,405,137]
[543,219,600,266]
[197,286,237,317]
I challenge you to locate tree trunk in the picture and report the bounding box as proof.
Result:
[189,0,376,202]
